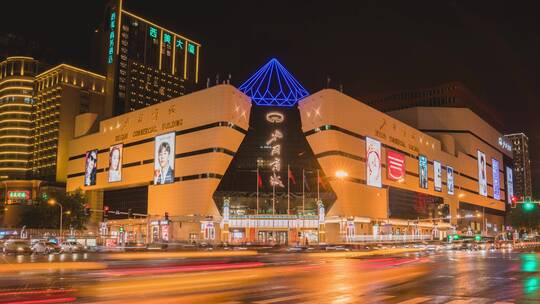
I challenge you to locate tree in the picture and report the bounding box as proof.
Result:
[20,189,89,230]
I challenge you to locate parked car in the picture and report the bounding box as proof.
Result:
[32,241,61,254]
[3,240,32,255]
[60,241,84,253]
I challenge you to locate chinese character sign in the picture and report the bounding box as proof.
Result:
[447,166,454,195]
[434,160,442,192]
[418,155,428,189]
[266,112,285,188]
[386,149,405,181]
[492,158,500,200]
[366,137,382,188]
[477,150,487,196]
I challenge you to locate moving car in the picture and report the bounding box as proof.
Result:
[60,241,84,253]
[3,240,32,255]
[32,241,61,254]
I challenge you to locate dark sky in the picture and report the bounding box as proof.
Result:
[2,1,539,196]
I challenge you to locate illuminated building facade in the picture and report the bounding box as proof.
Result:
[0,57,39,180]
[504,133,532,200]
[32,64,106,182]
[66,60,512,245]
[103,0,201,117]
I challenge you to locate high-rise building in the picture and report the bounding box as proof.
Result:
[361,81,505,132]
[32,64,106,182]
[504,133,532,200]
[103,0,201,117]
[0,57,40,180]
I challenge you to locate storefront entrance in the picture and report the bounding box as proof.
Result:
[257,230,288,245]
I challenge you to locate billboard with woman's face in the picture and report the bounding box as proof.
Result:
[447,166,454,195]
[492,158,500,200]
[154,132,176,185]
[434,160,442,192]
[84,149,98,186]
[418,155,428,189]
[108,144,123,183]
[478,150,487,196]
[365,137,381,188]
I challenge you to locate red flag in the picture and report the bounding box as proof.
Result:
[317,171,327,190]
[288,167,296,184]
[257,171,263,188]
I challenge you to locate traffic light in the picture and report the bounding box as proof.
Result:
[103,205,109,218]
[523,200,535,212]
[128,208,133,218]
[511,196,517,208]
[119,226,124,233]
[475,235,482,241]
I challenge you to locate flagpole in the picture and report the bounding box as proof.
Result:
[287,165,290,215]
[256,167,259,215]
[302,169,305,214]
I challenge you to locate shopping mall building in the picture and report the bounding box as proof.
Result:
[66,60,513,245]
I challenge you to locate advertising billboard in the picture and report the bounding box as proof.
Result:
[492,158,500,200]
[108,144,123,183]
[506,166,514,204]
[387,149,406,182]
[366,137,382,188]
[434,160,442,192]
[84,149,98,186]
[447,166,454,195]
[418,155,428,189]
[154,132,176,185]
[477,150,487,196]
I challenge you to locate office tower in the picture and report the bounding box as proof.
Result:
[504,133,532,200]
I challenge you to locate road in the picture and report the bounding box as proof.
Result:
[0,249,538,303]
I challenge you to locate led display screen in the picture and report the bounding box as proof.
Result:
[84,150,98,186]
[366,137,382,188]
[154,132,176,185]
[492,158,500,200]
[108,144,123,183]
[478,150,487,196]
[419,155,428,189]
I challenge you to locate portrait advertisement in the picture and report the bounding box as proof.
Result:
[477,150,487,196]
[434,160,442,192]
[492,158,500,200]
[154,132,176,185]
[366,137,382,188]
[506,166,514,204]
[447,166,454,195]
[108,144,123,183]
[84,149,98,186]
[419,155,428,189]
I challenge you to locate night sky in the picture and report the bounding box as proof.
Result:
[2,1,539,196]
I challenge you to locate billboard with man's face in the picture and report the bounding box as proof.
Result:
[108,144,123,183]
[84,149,98,186]
[154,132,176,185]
[506,166,514,204]
[447,166,454,195]
[366,137,381,188]
[478,150,487,196]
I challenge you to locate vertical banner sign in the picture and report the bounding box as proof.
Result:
[477,150,487,196]
[447,166,454,195]
[492,158,500,200]
[84,150,98,186]
[506,166,514,204]
[418,155,428,189]
[387,149,405,182]
[434,160,442,192]
[108,144,123,183]
[266,112,285,188]
[154,132,176,185]
[366,137,382,188]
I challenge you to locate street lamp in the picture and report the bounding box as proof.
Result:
[48,199,64,241]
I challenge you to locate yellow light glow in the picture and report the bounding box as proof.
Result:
[172,36,176,75]
[6,56,34,61]
[1,119,31,123]
[36,64,105,80]
[195,45,200,83]
[0,86,33,93]
[0,135,31,139]
[0,103,31,109]
[0,79,34,86]
[0,168,30,171]
[0,159,29,163]
[0,94,32,99]
[0,111,31,116]
[335,170,348,178]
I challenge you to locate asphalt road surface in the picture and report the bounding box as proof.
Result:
[0,249,538,303]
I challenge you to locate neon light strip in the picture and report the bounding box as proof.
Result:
[0,78,33,85]
[36,64,105,79]
[0,86,33,93]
